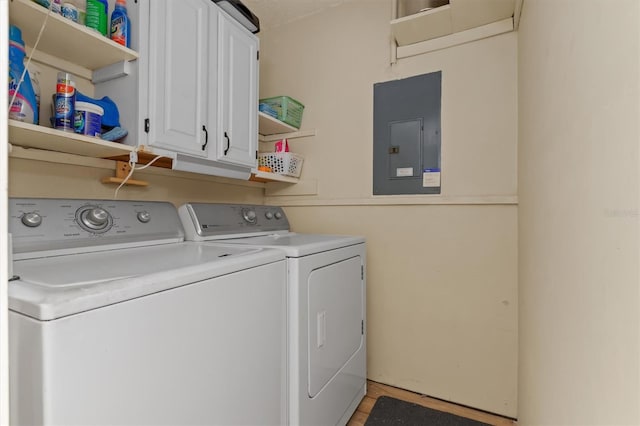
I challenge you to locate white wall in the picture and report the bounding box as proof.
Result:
[257,0,518,417]
[518,0,640,424]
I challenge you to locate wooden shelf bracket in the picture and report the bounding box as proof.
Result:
[101,160,149,187]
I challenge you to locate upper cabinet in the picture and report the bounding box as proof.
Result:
[391,0,522,58]
[94,0,259,179]
[147,0,212,158]
[216,10,259,168]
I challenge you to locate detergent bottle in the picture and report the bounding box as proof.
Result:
[110,0,131,48]
[86,0,108,36]
[8,25,38,125]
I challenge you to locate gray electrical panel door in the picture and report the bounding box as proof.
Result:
[373,71,442,195]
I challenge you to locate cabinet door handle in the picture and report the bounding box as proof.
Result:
[224,131,230,155]
[202,125,208,151]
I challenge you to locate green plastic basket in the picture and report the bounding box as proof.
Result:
[259,96,305,129]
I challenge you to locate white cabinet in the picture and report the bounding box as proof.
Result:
[147,0,212,158]
[97,0,259,179]
[144,0,259,177]
[216,10,259,168]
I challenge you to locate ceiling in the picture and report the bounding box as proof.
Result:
[242,0,353,32]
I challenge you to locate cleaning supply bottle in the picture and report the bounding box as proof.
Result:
[86,0,108,36]
[110,0,130,48]
[8,25,38,125]
[26,62,41,125]
[32,0,62,14]
[54,72,76,132]
[76,0,86,25]
[62,1,78,22]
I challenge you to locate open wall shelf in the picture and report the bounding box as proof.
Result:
[8,120,134,158]
[391,0,520,58]
[9,0,138,72]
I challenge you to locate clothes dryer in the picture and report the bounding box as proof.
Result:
[179,203,367,426]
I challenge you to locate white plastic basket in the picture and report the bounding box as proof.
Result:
[258,152,304,177]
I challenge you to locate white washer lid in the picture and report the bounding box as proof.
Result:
[218,232,365,257]
[10,242,284,320]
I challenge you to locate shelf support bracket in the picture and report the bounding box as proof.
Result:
[101,160,149,187]
[92,60,132,84]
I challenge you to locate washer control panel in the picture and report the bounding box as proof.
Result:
[181,203,290,238]
[9,198,184,257]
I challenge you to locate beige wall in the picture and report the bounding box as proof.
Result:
[259,2,517,200]
[8,154,264,206]
[258,0,518,417]
[518,0,640,424]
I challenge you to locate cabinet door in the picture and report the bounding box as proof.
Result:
[148,0,211,157]
[216,10,259,168]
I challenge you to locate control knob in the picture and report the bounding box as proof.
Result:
[242,208,257,224]
[265,212,274,220]
[137,211,151,223]
[21,212,42,228]
[274,211,283,220]
[80,207,111,231]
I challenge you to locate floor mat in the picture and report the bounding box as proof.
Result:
[364,396,491,426]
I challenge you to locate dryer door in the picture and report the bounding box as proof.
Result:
[307,255,364,397]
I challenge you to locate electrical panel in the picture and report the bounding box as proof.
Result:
[373,71,442,195]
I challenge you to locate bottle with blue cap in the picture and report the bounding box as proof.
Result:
[8,25,38,125]
[86,0,108,36]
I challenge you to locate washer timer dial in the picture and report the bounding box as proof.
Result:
[76,206,113,233]
[242,208,257,224]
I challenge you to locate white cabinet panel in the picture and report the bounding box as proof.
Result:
[216,10,259,168]
[148,0,211,157]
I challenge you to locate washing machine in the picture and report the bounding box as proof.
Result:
[8,198,287,426]
[179,203,367,426]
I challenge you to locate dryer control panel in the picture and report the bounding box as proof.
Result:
[179,203,290,240]
[9,198,184,258]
